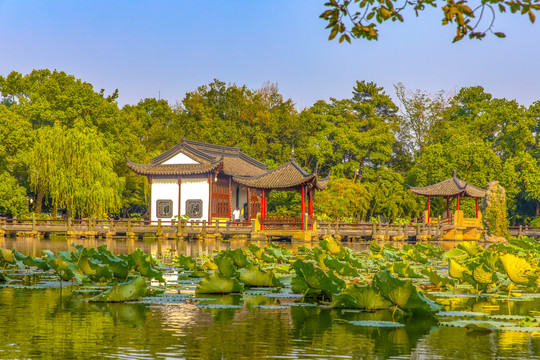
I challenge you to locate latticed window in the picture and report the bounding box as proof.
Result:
[212,179,230,218]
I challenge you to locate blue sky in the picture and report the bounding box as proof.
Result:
[1,1,539,110]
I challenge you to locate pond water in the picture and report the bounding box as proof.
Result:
[1,237,540,359]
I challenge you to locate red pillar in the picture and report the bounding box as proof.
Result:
[476,198,479,218]
[427,196,430,223]
[308,188,313,217]
[457,194,461,211]
[208,174,213,223]
[446,196,450,218]
[228,177,232,219]
[261,189,266,230]
[301,184,305,230]
[309,188,314,230]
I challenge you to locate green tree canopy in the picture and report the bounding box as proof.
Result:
[298,81,398,178]
[30,122,124,218]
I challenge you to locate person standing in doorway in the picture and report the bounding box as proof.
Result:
[233,207,241,223]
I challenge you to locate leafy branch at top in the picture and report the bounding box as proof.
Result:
[320,0,540,42]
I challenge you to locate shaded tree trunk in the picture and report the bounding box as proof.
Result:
[36,186,44,214]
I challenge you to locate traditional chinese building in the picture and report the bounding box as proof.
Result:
[127,138,329,227]
[409,170,487,240]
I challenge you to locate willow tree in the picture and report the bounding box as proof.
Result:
[30,122,123,218]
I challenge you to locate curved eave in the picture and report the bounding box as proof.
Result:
[127,158,223,176]
[234,173,316,189]
[409,177,486,198]
[315,175,330,190]
[232,159,330,190]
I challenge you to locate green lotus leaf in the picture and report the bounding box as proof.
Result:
[421,269,455,287]
[89,277,147,302]
[296,245,310,255]
[128,249,165,282]
[373,270,413,307]
[261,252,277,263]
[58,250,74,262]
[457,241,482,256]
[12,250,50,271]
[473,264,495,285]
[448,259,470,280]
[403,287,444,315]
[369,242,381,253]
[214,253,238,277]
[203,259,218,271]
[291,260,342,299]
[343,252,366,270]
[478,251,500,271]
[442,248,469,261]
[78,257,114,283]
[332,284,392,310]
[403,249,428,264]
[0,249,15,263]
[48,257,85,284]
[415,243,445,258]
[176,255,197,270]
[195,272,243,294]
[188,270,208,278]
[265,246,286,262]
[346,320,405,327]
[383,243,399,252]
[374,270,442,315]
[320,237,344,255]
[308,247,328,270]
[239,264,282,287]
[437,311,487,317]
[248,244,264,260]
[326,269,346,292]
[500,254,536,285]
[323,255,359,277]
[382,249,402,261]
[229,249,251,268]
[390,262,422,278]
[93,247,130,279]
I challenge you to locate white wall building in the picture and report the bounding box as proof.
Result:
[127,138,329,224]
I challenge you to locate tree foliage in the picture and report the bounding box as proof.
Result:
[320,0,540,43]
[29,123,123,218]
[2,69,540,225]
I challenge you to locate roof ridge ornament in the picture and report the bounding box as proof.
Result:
[452,169,466,190]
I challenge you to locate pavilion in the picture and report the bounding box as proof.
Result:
[409,170,487,240]
[126,138,329,230]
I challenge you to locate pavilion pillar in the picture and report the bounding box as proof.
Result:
[308,187,313,218]
[457,194,461,211]
[261,189,266,230]
[228,177,232,219]
[208,174,213,223]
[475,198,479,218]
[446,196,450,218]
[301,184,305,231]
[427,196,430,223]
[148,176,153,221]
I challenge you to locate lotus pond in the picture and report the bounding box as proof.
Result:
[2,237,540,359]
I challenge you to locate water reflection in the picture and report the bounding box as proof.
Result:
[0,236,468,258]
[2,287,540,359]
[2,238,539,359]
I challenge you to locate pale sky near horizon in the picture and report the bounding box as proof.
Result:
[1,1,539,111]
